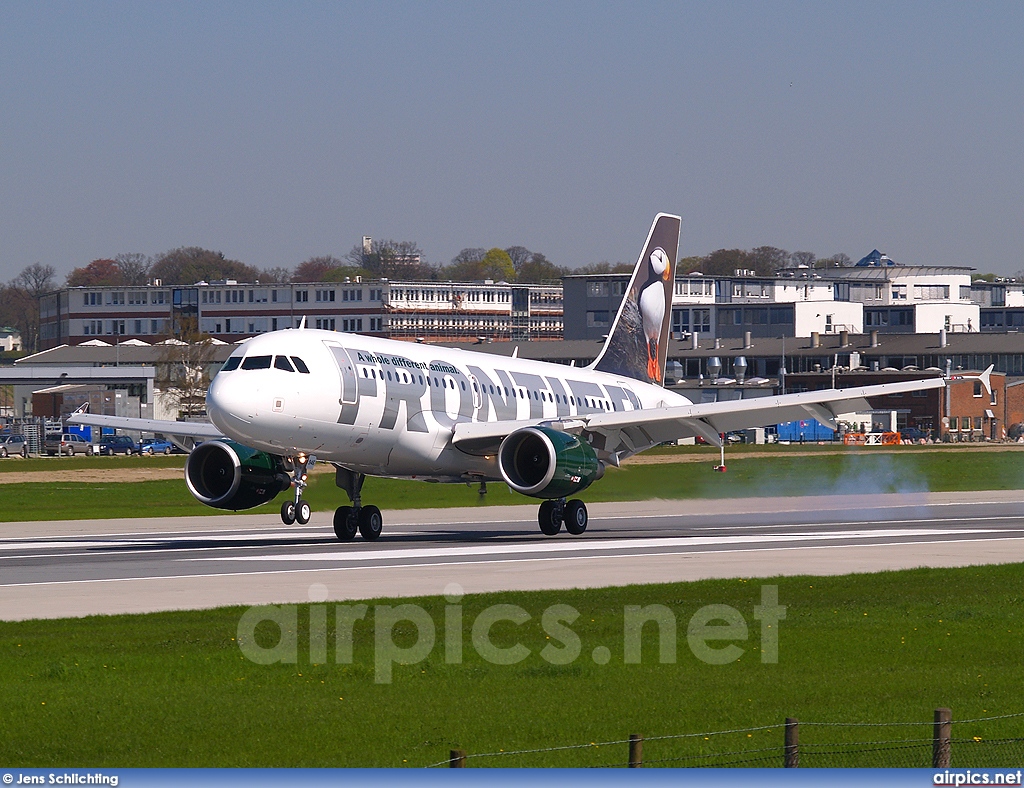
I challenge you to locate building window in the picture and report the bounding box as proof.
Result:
[316,289,335,302]
[84,292,102,306]
[296,290,308,303]
[974,381,983,398]
[109,292,125,305]
[587,310,610,328]
[370,317,383,331]
[915,285,949,300]
[587,282,610,298]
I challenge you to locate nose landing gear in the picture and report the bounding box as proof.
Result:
[280,454,315,525]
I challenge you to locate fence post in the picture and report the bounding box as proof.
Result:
[449,748,467,768]
[628,734,643,767]
[784,717,799,768]
[933,708,952,768]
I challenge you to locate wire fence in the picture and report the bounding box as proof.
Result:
[427,710,1024,768]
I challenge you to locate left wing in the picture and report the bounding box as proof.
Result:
[453,377,945,460]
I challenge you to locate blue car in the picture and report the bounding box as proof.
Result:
[140,437,175,455]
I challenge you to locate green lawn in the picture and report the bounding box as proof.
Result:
[1,565,1022,767]
[2,449,1023,522]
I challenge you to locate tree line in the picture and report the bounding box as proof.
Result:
[10,241,964,354]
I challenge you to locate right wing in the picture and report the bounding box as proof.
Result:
[67,410,223,451]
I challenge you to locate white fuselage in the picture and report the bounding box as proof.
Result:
[206,329,694,482]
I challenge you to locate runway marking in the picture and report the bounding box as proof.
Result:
[4,535,1024,590]
[3,517,1024,562]
[2,497,1019,543]
[184,528,1006,563]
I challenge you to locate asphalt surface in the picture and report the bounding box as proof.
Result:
[2,490,1024,620]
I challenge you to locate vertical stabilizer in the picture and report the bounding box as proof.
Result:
[591,213,680,385]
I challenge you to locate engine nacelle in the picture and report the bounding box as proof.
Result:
[185,439,291,511]
[498,426,604,499]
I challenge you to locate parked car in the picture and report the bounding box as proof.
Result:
[98,435,140,455]
[900,427,929,443]
[44,432,90,456]
[140,437,175,455]
[0,434,28,458]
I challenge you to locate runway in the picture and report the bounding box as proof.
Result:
[2,490,1024,621]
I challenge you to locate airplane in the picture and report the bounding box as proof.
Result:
[70,214,945,541]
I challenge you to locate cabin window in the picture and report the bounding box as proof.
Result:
[241,355,272,370]
[222,357,241,371]
[290,357,310,374]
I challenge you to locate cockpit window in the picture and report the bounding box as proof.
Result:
[291,356,310,373]
[274,355,295,372]
[222,356,241,371]
[241,355,272,370]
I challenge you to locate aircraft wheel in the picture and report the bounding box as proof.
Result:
[358,505,383,541]
[334,506,357,541]
[564,499,588,535]
[280,500,296,525]
[538,500,561,536]
[295,499,311,524]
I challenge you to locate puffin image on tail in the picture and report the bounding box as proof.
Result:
[592,213,680,386]
[639,247,673,382]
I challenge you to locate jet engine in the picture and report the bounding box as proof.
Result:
[185,439,291,510]
[497,426,603,499]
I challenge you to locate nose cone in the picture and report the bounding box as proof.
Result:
[207,373,257,440]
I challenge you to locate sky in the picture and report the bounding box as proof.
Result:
[1,1,1023,282]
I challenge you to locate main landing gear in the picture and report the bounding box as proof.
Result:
[538,498,588,536]
[280,454,314,525]
[332,466,382,542]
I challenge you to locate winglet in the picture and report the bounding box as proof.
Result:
[590,213,681,385]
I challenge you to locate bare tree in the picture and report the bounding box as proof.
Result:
[347,240,428,279]
[114,253,152,285]
[790,251,817,269]
[14,263,56,296]
[504,245,533,274]
[2,264,56,352]
[819,252,851,269]
[155,316,216,420]
[258,266,293,283]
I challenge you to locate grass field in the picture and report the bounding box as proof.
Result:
[2,447,1023,522]
[1,565,1022,767]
